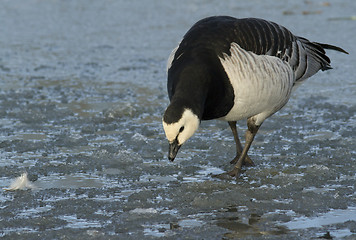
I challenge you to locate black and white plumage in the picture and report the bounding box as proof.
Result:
[162,16,348,177]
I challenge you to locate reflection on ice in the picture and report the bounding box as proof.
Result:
[282,207,356,238]
[283,207,356,229]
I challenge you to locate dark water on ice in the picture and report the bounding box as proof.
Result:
[0,0,355,239]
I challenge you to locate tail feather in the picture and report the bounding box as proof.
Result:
[292,39,347,82]
[316,43,349,54]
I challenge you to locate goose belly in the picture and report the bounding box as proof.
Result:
[219,43,295,123]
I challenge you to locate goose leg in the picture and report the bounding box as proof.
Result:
[227,118,260,177]
[228,121,254,166]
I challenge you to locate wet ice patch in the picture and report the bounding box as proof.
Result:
[178,218,205,228]
[283,207,356,229]
[58,215,102,229]
[282,207,356,238]
[142,217,205,237]
[35,173,106,189]
[196,166,225,176]
[143,223,171,237]
[182,166,225,183]
[4,173,36,191]
[302,184,343,194]
[131,132,148,142]
[129,208,158,214]
[16,205,53,218]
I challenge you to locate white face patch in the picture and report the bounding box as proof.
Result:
[162,108,200,145]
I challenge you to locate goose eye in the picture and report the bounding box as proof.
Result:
[179,126,184,133]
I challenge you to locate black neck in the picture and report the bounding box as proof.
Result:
[167,50,234,121]
[168,60,211,120]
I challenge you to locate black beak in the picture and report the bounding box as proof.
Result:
[168,139,181,162]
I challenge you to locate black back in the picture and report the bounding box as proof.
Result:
[173,16,295,63]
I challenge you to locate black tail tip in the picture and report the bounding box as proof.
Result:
[319,43,349,54]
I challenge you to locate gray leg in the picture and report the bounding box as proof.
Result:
[228,118,260,177]
[228,121,254,166]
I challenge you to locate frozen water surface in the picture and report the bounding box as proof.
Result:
[0,0,355,239]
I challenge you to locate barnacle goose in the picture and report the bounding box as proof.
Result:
[162,16,348,177]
